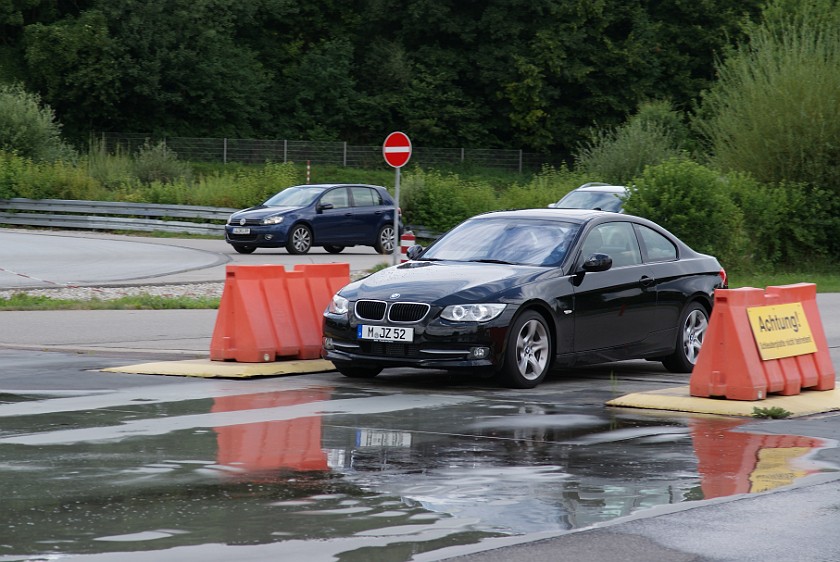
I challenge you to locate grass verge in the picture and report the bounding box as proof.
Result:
[0,293,220,311]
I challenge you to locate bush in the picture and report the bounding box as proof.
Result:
[401,169,497,233]
[0,150,103,199]
[131,141,192,185]
[497,164,588,209]
[574,101,688,185]
[624,158,746,269]
[0,83,76,162]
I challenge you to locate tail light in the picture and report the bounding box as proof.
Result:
[719,268,728,288]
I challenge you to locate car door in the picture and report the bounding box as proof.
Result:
[312,187,352,244]
[349,186,389,243]
[571,221,658,354]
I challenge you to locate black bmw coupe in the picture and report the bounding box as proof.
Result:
[322,209,727,388]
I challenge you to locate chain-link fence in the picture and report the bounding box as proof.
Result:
[94,132,561,172]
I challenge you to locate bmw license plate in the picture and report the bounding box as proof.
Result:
[232,227,250,235]
[358,325,414,342]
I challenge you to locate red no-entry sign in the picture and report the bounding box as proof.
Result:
[383,131,412,168]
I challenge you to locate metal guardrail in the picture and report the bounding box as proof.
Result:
[0,198,443,240]
[0,198,237,236]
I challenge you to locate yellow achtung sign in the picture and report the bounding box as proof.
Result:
[746,303,818,360]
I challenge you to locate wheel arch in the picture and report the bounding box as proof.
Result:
[503,300,557,361]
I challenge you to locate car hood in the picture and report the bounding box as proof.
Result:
[231,205,299,219]
[342,260,550,305]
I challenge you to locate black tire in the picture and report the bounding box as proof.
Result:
[233,245,256,254]
[323,245,345,254]
[374,225,396,254]
[662,302,709,373]
[334,362,382,379]
[497,309,552,389]
[286,224,312,254]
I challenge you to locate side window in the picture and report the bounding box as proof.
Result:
[581,222,641,267]
[350,187,377,207]
[637,225,677,262]
[320,187,349,209]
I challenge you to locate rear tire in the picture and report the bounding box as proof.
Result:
[233,245,256,254]
[374,225,396,254]
[323,245,345,254]
[662,302,708,373]
[286,224,312,254]
[497,310,552,389]
[334,362,382,379]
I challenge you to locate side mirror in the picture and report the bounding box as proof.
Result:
[582,253,612,272]
[317,202,334,212]
[406,244,424,260]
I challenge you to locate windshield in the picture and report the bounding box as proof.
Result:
[557,191,624,212]
[263,186,322,207]
[420,217,581,266]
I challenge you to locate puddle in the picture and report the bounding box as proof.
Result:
[0,386,836,561]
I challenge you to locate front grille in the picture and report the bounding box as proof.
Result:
[355,300,387,321]
[227,233,258,241]
[355,300,429,323]
[388,303,430,322]
[228,218,263,226]
[366,342,424,358]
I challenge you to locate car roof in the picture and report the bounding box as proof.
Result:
[290,183,386,190]
[571,183,627,193]
[474,208,610,223]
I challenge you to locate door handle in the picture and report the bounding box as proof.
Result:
[640,275,655,287]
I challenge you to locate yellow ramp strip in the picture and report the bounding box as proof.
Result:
[606,385,840,418]
[103,359,336,379]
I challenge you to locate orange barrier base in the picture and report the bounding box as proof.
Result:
[210,263,350,363]
[690,283,835,400]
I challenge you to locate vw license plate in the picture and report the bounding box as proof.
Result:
[358,325,414,342]
[232,227,250,235]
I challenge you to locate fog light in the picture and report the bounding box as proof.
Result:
[265,234,274,240]
[323,337,334,350]
[471,346,490,359]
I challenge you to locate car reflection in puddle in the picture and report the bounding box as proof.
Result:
[0,386,836,561]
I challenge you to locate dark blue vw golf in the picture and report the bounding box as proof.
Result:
[224,183,401,255]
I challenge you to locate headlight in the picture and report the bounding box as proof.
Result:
[262,215,284,225]
[328,294,349,315]
[441,303,506,322]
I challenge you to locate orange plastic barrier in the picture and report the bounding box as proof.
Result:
[690,283,835,400]
[210,263,350,362]
[400,231,416,263]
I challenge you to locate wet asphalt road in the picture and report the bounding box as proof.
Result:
[1,230,839,561]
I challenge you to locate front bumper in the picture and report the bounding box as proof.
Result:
[224,225,288,247]
[321,312,509,370]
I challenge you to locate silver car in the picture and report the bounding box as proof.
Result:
[548,182,628,213]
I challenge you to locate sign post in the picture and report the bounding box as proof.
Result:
[383,132,412,265]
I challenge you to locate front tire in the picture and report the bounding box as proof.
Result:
[286,224,312,254]
[374,225,396,254]
[497,310,552,389]
[334,362,382,379]
[662,302,709,373]
[233,245,256,254]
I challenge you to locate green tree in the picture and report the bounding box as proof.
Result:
[23,0,270,140]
